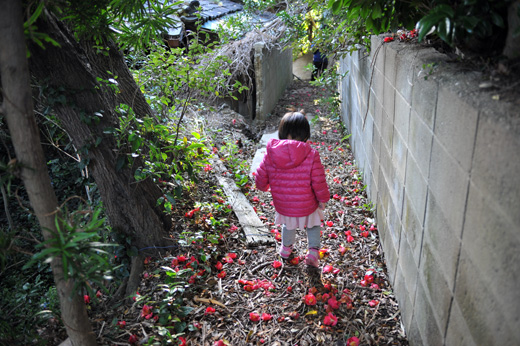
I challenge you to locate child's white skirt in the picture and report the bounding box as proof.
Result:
[275,207,324,230]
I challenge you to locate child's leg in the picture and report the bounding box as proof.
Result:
[280,224,295,259]
[305,225,321,267]
[306,225,321,249]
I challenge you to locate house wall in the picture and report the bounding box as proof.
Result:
[339,35,520,345]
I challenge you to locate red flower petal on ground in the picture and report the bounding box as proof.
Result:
[217,271,226,279]
[369,300,379,307]
[287,286,293,293]
[328,232,338,239]
[326,221,334,227]
[249,312,260,322]
[261,313,272,321]
[179,337,187,346]
[323,264,334,273]
[128,334,138,344]
[272,260,283,268]
[83,295,90,304]
[364,274,374,283]
[288,311,300,320]
[214,341,225,346]
[328,296,341,310]
[347,336,360,346]
[289,257,300,265]
[205,306,216,315]
[116,320,126,329]
[371,283,380,290]
[347,235,355,242]
[339,245,348,256]
[319,248,329,258]
[323,312,338,326]
[304,293,317,306]
[384,36,394,42]
[215,261,223,270]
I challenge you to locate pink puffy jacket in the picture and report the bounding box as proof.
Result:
[255,139,330,217]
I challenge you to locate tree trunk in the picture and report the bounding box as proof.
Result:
[27,11,173,258]
[0,1,97,345]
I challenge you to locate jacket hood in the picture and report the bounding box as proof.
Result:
[266,139,312,169]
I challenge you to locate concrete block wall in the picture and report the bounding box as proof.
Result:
[254,42,293,121]
[339,35,520,345]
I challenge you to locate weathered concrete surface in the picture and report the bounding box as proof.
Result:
[339,34,520,345]
[254,43,293,122]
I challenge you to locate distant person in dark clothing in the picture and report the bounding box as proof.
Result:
[311,48,328,81]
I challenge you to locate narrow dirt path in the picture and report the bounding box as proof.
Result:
[92,80,408,346]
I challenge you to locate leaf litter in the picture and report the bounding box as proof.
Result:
[89,80,409,346]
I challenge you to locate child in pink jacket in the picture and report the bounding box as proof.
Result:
[255,111,330,267]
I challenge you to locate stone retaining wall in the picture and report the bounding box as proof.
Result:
[339,35,520,345]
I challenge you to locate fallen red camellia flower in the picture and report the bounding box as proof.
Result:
[261,313,273,321]
[249,312,260,322]
[304,293,317,306]
[323,312,338,326]
[347,336,360,346]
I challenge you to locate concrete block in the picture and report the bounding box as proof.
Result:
[454,250,520,345]
[386,201,402,251]
[407,314,424,346]
[373,90,384,135]
[394,90,411,141]
[392,129,407,187]
[418,242,453,334]
[384,43,397,85]
[395,45,416,103]
[434,86,479,172]
[380,110,394,154]
[377,166,390,219]
[462,184,520,325]
[398,230,419,305]
[372,124,381,165]
[404,154,428,226]
[424,192,461,288]
[413,279,444,346]
[471,108,520,226]
[371,68,385,108]
[402,193,424,265]
[371,38,385,78]
[383,79,396,122]
[408,109,433,179]
[411,65,439,130]
[445,300,477,346]
[350,49,360,70]
[379,218,399,286]
[428,139,469,233]
[393,258,415,333]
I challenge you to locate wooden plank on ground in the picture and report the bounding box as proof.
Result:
[210,158,272,246]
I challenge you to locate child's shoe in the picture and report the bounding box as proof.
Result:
[305,248,319,267]
[279,244,293,259]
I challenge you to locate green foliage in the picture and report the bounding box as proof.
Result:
[415,0,510,51]
[107,0,184,52]
[24,204,115,295]
[309,62,346,122]
[0,272,59,344]
[219,139,251,189]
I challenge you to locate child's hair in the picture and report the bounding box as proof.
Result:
[278,110,310,142]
